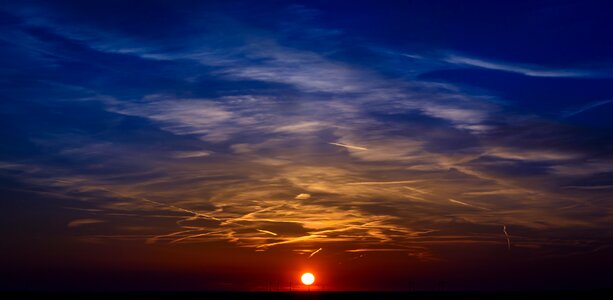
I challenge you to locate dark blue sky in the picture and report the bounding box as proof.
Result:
[1,0,613,291]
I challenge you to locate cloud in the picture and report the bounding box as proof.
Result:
[444,55,597,78]
[348,180,422,185]
[345,248,408,252]
[329,142,368,151]
[274,121,325,133]
[462,189,525,196]
[294,193,311,200]
[551,160,613,176]
[561,99,613,118]
[486,147,578,161]
[503,225,511,250]
[332,135,428,162]
[308,247,322,258]
[403,186,431,195]
[563,185,613,190]
[110,96,236,141]
[68,219,105,228]
[211,42,376,93]
[421,105,487,125]
[257,229,278,236]
[173,151,211,158]
[448,199,491,211]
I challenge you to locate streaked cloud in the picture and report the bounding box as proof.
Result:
[448,199,491,211]
[68,219,105,228]
[563,185,613,190]
[257,229,278,236]
[348,180,421,185]
[486,147,578,161]
[345,248,408,252]
[294,193,311,200]
[329,142,368,151]
[274,121,325,133]
[173,151,211,158]
[503,225,511,251]
[561,99,613,118]
[308,247,322,258]
[445,54,598,78]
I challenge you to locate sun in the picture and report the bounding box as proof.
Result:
[301,272,315,285]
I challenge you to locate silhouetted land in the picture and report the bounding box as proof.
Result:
[1,291,611,300]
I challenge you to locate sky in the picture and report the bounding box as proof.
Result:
[1,0,613,292]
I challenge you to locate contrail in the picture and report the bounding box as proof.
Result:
[403,194,428,202]
[95,188,221,221]
[345,248,407,252]
[221,204,284,226]
[561,99,613,118]
[140,198,221,221]
[403,186,430,194]
[449,198,490,211]
[308,248,322,258]
[170,231,221,244]
[348,180,421,185]
[257,229,278,236]
[256,234,325,248]
[329,142,368,151]
[563,185,613,190]
[67,219,105,228]
[147,229,199,244]
[503,225,511,250]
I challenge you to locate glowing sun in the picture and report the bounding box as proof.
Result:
[301,272,315,285]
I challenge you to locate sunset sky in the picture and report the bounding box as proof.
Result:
[1,0,613,291]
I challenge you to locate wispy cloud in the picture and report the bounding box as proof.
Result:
[173,151,211,158]
[345,248,408,252]
[257,229,278,236]
[294,193,311,200]
[109,96,237,142]
[403,186,430,195]
[308,247,322,258]
[563,185,613,190]
[486,147,578,161]
[421,104,487,126]
[449,199,491,211]
[68,219,105,228]
[503,225,511,251]
[445,55,597,78]
[329,142,368,151]
[348,180,421,185]
[274,121,325,133]
[561,99,613,118]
